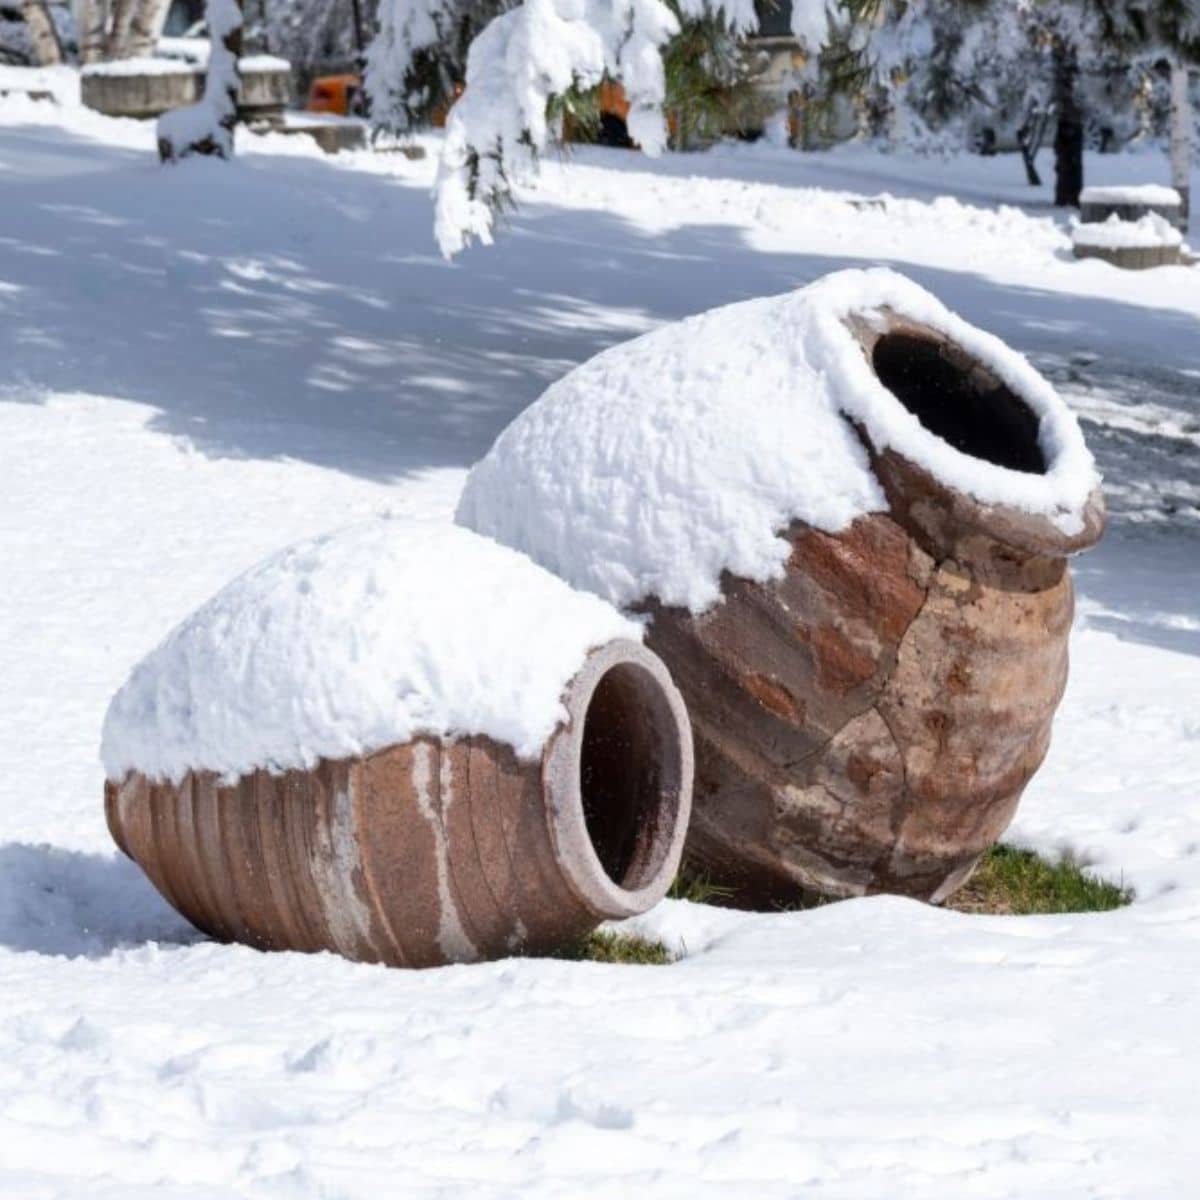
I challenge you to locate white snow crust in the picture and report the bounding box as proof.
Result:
[81,57,197,78]
[238,54,292,72]
[457,268,1100,613]
[101,519,641,782]
[1073,212,1183,249]
[1080,183,1182,206]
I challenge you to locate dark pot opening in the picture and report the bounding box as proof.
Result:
[872,332,1046,475]
[579,663,681,890]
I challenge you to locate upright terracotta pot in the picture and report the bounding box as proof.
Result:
[106,638,693,967]
[643,312,1105,904]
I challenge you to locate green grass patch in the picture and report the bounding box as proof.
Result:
[947,844,1133,915]
[549,845,1130,964]
[554,929,674,965]
[667,864,737,907]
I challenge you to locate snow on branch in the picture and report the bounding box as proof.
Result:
[427,0,832,255]
[365,0,472,134]
[157,0,242,162]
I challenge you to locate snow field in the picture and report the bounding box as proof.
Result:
[3,82,1200,1197]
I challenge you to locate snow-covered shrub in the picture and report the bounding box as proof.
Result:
[156,0,239,159]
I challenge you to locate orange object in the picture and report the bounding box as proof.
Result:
[597,79,630,121]
[306,74,362,117]
[431,82,465,129]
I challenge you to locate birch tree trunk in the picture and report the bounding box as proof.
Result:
[105,0,136,58]
[22,0,64,65]
[127,0,171,58]
[77,0,109,65]
[1170,61,1191,230]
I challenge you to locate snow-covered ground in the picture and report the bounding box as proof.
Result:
[2,72,1199,1196]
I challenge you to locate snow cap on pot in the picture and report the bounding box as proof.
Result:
[102,519,693,967]
[456,268,1105,905]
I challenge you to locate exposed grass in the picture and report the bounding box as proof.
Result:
[667,864,737,907]
[946,844,1134,915]
[671,846,1132,917]
[555,929,674,965]
[550,845,1131,964]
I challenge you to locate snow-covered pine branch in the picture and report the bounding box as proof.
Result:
[157,0,242,162]
[419,0,833,255]
[365,0,516,136]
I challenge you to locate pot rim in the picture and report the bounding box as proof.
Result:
[842,309,1105,558]
[542,638,694,920]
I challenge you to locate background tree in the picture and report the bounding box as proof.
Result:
[362,0,835,253]
[20,0,64,63]
[244,0,380,88]
[661,0,773,149]
[846,0,1200,206]
[365,0,515,137]
[75,0,171,62]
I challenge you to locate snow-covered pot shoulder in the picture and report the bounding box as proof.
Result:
[101,521,692,967]
[456,269,1105,905]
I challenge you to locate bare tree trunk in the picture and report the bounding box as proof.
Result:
[22,0,64,65]
[127,0,170,58]
[77,0,109,65]
[1170,61,1192,230]
[105,0,137,58]
[1053,39,1083,208]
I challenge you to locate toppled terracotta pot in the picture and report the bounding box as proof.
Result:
[646,313,1104,904]
[102,522,692,966]
[456,269,1105,905]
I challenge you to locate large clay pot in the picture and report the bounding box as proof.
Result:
[644,311,1104,904]
[456,271,1106,907]
[106,638,692,966]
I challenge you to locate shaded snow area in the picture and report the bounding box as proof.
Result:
[458,268,1097,612]
[102,519,640,781]
[3,78,1200,1197]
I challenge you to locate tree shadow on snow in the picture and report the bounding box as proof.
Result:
[0,842,201,957]
[3,124,1198,660]
[3,123,1199,494]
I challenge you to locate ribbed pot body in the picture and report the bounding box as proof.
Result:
[105,641,693,967]
[645,505,1075,905]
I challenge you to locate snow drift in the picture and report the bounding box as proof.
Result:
[100,517,645,781]
[456,267,1101,614]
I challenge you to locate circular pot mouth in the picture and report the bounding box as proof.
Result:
[844,311,1105,559]
[542,639,693,920]
[869,327,1047,475]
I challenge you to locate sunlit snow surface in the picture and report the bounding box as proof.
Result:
[2,69,1199,1197]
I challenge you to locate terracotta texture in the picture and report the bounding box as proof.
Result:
[643,314,1105,905]
[105,639,693,967]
